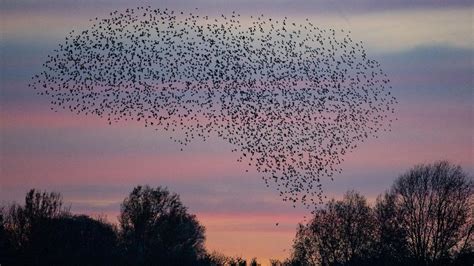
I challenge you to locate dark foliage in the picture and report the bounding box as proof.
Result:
[119,185,207,265]
[1,189,71,265]
[0,207,15,265]
[24,215,120,265]
[0,190,119,265]
[0,187,208,266]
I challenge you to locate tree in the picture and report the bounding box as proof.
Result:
[227,256,247,266]
[373,192,410,265]
[0,207,6,248]
[2,189,70,264]
[0,206,14,265]
[291,223,319,265]
[287,161,473,265]
[388,161,473,265]
[119,185,206,265]
[291,191,377,265]
[249,257,260,266]
[200,250,230,265]
[0,189,121,265]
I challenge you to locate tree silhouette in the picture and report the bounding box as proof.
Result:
[387,161,473,265]
[1,189,70,264]
[227,256,248,266]
[291,191,377,265]
[1,161,471,265]
[288,161,473,266]
[373,192,410,265]
[0,206,15,265]
[0,190,122,265]
[249,257,260,266]
[119,185,206,265]
[199,250,230,265]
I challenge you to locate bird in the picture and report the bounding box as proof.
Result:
[30,6,397,209]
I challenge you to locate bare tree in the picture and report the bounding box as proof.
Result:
[374,192,410,265]
[291,191,377,265]
[390,161,473,265]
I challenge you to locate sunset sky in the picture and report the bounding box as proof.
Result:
[1,0,473,263]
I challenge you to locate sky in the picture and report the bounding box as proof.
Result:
[1,0,473,263]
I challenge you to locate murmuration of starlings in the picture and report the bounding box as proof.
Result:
[30,7,398,210]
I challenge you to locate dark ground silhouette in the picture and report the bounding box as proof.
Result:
[0,161,472,265]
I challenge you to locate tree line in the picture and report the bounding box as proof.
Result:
[0,161,472,265]
[274,161,473,266]
[0,185,258,266]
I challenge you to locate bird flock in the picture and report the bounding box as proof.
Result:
[30,7,397,208]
